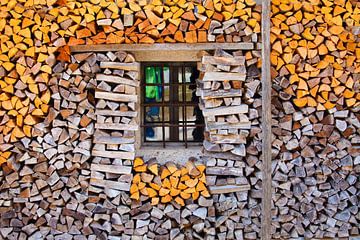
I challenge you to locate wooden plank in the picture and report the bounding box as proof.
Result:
[209,134,246,144]
[95,109,138,117]
[93,136,135,144]
[95,123,138,131]
[202,105,248,117]
[202,56,245,66]
[70,43,255,52]
[91,164,132,174]
[200,89,242,99]
[261,0,272,239]
[203,151,244,161]
[92,150,135,160]
[100,62,140,71]
[133,50,200,62]
[95,92,137,102]
[206,121,251,130]
[202,72,246,81]
[96,74,139,87]
[206,167,244,177]
[208,184,250,194]
[90,178,130,191]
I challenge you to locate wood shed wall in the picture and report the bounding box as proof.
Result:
[0,0,358,239]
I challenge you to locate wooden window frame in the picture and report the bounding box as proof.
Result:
[140,62,204,148]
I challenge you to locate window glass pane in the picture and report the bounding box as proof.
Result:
[163,106,170,122]
[178,106,183,122]
[163,66,170,84]
[145,127,163,142]
[186,106,196,122]
[164,127,170,141]
[178,66,183,83]
[185,66,194,83]
[164,85,170,102]
[188,126,204,142]
[178,85,183,102]
[186,85,193,102]
[144,106,169,122]
[178,126,184,142]
[145,66,163,103]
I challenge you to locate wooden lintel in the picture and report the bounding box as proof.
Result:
[70,43,256,53]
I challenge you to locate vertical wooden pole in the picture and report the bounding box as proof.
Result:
[261,0,272,239]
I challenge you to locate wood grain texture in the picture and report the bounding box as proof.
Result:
[261,0,272,239]
[70,43,255,52]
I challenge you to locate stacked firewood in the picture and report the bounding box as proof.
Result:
[198,49,251,189]
[0,1,54,164]
[0,51,98,238]
[0,0,262,164]
[207,3,261,43]
[126,157,215,239]
[59,0,261,45]
[270,0,360,110]
[130,157,209,206]
[197,48,263,239]
[272,76,360,238]
[90,51,139,199]
[270,0,360,238]
[129,195,215,239]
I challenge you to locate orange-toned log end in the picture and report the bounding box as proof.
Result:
[130,157,211,207]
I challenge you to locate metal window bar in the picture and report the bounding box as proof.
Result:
[142,63,204,147]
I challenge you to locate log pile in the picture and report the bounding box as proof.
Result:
[129,192,215,239]
[0,51,98,238]
[197,48,263,239]
[0,0,262,164]
[0,51,143,239]
[0,1,55,164]
[271,0,360,110]
[198,49,251,191]
[90,51,139,199]
[270,0,360,238]
[272,76,360,239]
[130,157,209,206]
[59,0,261,45]
[126,157,216,239]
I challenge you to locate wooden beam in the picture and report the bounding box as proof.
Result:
[91,164,132,174]
[95,123,138,131]
[202,105,248,117]
[70,43,256,52]
[208,184,250,194]
[133,50,200,62]
[261,0,272,239]
[95,92,137,102]
[92,150,135,160]
[202,72,246,81]
[95,109,137,117]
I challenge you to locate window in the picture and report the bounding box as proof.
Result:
[141,62,204,148]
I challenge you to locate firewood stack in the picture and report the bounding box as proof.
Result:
[130,157,210,206]
[0,1,55,164]
[270,0,360,238]
[272,76,360,239]
[196,48,263,239]
[0,51,98,238]
[198,49,251,191]
[270,0,360,111]
[0,0,263,163]
[59,0,261,45]
[90,51,139,199]
[127,157,215,239]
